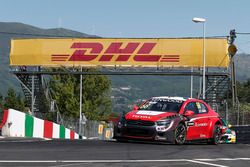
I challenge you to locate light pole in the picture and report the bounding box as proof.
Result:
[190,67,193,98]
[79,67,83,135]
[192,17,206,99]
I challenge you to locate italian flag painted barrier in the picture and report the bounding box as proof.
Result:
[1,109,84,140]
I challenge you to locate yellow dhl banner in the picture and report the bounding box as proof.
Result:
[10,38,230,68]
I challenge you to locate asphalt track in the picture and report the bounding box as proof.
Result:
[0,139,249,167]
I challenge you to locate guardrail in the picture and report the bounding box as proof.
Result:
[231,125,250,144]
[79,121,114,140]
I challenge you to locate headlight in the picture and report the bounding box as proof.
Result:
[156,119,172,132]
[156,119,171,126]
[117,115,126,129]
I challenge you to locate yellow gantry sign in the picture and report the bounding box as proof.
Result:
[10,38,230,68]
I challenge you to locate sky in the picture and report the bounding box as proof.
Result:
[0,0,250,53]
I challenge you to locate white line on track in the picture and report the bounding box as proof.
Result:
[0,159,187,163]
[51,163,87,167]
[186,160,228,167]
[195,158,250,161]
[0,158,250,167]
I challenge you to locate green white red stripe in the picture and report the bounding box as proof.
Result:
[1,109,83,139]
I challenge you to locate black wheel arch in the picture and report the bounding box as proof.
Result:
[170,115,186,129]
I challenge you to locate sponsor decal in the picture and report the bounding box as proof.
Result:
[187,122,195,126]
[136,110,165,116]
[51,42,180,63]
[132,115,151,119]
[151,98,184,103]
[196,102,201,109]
[195,123,208,127]
[200,134,206,138]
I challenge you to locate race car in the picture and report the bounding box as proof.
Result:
[114,96,223,145]
[220,119,236,143]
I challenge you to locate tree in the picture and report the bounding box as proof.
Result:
[16,94,25,111]
[49,68,112,120]
[240,103,250,113]
[4,88,17,109]
[49,73,79,118]
[237,79,250,114]
[4,88,25,111]
[0,93,3,112]
[238,79,250,103]
[82,74,112,120]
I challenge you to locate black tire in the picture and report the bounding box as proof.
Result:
[174,123,186,145]
[208,124,221,145]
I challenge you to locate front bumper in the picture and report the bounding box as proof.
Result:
[114,121,175,142]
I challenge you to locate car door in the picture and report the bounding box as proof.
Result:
[184,102,200,140]
[193,102,210,139]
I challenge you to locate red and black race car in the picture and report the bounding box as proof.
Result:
[114,96,224,145]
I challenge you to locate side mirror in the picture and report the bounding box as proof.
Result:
[133,105,139,111]
[184,110,195,117]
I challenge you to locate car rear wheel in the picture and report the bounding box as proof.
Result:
[174,123,186,145]
[209,124,221,145]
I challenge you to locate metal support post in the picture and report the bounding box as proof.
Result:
[242,109,245,125]
[228,29,237,108]
[237,98,240,125]
[225,100,229,123]
[231,58,236,107]
[199,68,202,98]
[202,22,206,100]
[31,75,35,115]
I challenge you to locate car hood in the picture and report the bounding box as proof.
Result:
[125,110,177,122]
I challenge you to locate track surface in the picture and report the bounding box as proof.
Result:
[0,139,249,167]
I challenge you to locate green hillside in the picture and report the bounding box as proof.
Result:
[235,53,250,81]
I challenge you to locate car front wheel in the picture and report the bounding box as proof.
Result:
[174,123,186,145]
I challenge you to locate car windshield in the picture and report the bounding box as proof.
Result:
[139,99,183,113]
